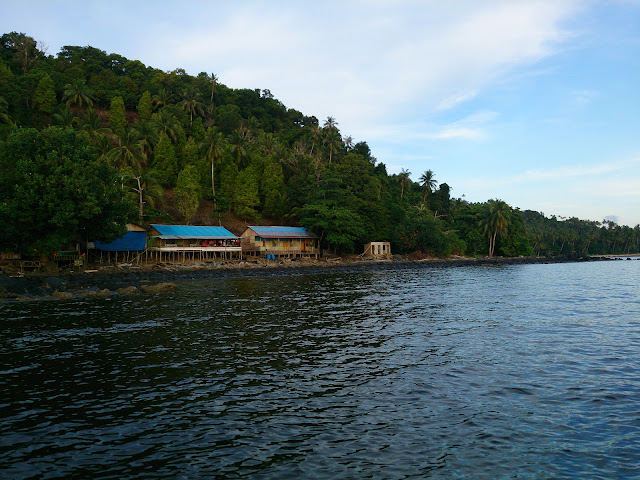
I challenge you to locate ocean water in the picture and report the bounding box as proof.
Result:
[1,261,639,479]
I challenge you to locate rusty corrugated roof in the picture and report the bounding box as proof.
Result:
[247,226,317,239]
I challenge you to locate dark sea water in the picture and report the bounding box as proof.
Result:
[1,261,639,479]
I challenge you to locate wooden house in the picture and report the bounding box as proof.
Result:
[241,226,319,258]
[148,224,242,262]
[363,241,391,258]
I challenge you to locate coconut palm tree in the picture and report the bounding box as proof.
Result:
[632,225,640,253]
[419,169,438,202]
[179,87,204,129]
[62,79,94,109]
[0,96,13,125]
[260,132,279,157]
[92,133,112,162]
[108,131,144,171]
[53,105,76,127]
[210,73,218,102]
[131,119,159,162]
[200,126,226,200]
[152,88,174,111]
[151,110,180,143]
[478,199,511,257]
[324,116,338,130]
[322,116,341,163]
[344,135,354,152]
[81,107,100,132]
[398,168,412,200]
[309,123,322,155]
[81,107,110,137]
[324,130,343,164]
[246,116,261,133]
[228,127,250,168]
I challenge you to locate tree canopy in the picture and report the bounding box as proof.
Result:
[0,127,132,255]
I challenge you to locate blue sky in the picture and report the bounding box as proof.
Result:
[2,0,639,226]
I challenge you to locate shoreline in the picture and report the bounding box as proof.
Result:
[0,254,631,302]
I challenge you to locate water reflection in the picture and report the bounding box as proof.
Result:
[1,261,639,478]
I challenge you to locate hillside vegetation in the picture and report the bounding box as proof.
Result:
[1,32,638,257]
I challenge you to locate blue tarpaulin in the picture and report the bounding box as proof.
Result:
[95,231,146,251]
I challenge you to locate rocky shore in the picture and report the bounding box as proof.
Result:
[0,254,627,302]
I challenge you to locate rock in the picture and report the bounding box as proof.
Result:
[0,276,23,293]
[42,262,58,274]
[141,282,177,293]
[117,286,138,294]
[52,291,73,300]
[81,288,110,297]
[45,276,67,291]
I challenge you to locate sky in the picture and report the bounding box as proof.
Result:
[2,0,639,226]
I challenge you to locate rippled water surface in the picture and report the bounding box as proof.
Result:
[1,261,640,479]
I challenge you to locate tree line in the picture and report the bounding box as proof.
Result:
[1,32,638,258]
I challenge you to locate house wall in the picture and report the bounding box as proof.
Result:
[240,228,318,256]
[365,242,391,257]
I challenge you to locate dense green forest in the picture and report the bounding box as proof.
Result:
[1,32,639,258]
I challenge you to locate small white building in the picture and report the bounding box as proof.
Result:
[363,242,391,257]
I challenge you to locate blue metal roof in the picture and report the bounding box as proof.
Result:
[95,231,146,251]
[151,224,238,239]
[248,226,317,239]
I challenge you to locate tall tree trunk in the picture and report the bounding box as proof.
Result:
[211,159,222,226]
[211,159,216,201]
[134,176,144,220]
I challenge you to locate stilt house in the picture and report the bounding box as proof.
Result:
[241,226,319,258]
[148,224,241,262]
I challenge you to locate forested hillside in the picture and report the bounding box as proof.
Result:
[1,32,638,257]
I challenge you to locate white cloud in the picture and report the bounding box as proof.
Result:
[442,110,497,135]
[358,110,498,147]
[571,177,640,198]
[133,0,582,137]
[428,128,484,140]
[570,89,599,107]
[465,156,640,187]
[425,111,499,140]
[455,155,640,225]
[437,90,479,111]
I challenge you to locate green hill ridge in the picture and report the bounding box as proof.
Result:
[1,32,638,258]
